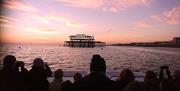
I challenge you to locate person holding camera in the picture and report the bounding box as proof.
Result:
[27,58,52,91]
[159,66,172,81]
[159,66,176,91]
[15,61,28,91]
[0,55,19,91]
[15,61,28,72]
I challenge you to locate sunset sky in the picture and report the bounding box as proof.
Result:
[0,0,180,44]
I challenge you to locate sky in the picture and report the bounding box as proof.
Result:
[0,0,180,44]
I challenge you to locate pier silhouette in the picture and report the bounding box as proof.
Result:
[64,34,105,47]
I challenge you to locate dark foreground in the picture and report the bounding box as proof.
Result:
[0,55,179,91]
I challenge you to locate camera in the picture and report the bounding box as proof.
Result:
[16,61,25,68]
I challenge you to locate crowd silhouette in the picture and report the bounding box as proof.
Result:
[0,54,179,91]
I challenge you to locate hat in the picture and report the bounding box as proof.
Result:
[90,54,106,72]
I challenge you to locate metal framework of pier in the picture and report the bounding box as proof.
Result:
[64,34,105,47]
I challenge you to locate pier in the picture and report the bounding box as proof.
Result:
[64,34,105,47]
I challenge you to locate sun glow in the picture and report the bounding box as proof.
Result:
[0,0,179,44]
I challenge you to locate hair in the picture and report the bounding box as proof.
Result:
[54,69,63,79]
[3,55,16,69]
[90,54,106,72]
[119,69,135,82]
[32,58,44,67]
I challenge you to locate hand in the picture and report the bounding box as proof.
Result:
[44,62,48,66]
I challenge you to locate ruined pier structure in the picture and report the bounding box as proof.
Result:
[64,34,105,47]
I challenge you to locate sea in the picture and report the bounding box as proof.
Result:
[0,43,180,73]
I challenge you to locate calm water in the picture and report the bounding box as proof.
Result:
[0,43,180,73]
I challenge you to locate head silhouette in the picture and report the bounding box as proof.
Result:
[119,69,135,82]
[144,70,157,81]
[73,72,82,82]
[54,69,63,79]
[90,54,106,73]
[32,58,44,67]
[3,55,16,69]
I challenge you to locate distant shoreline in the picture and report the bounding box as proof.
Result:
[110,37,180,48]
[109,44,180,48]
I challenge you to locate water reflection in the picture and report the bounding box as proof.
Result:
[0,43,180,72]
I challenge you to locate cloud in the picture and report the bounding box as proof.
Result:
[1,14,86,31]
[23,14,87,32]
[0,15,21,29]
[46,15,87,28]
[30,14,50,24]
[3,0,37,12]
[0,15,17,24]
[26,27,58,34]
[56,0,153,12]
[134,21,152,28]
[18,12,87,28]
[151,6,180,25]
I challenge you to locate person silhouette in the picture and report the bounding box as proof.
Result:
[144,70,159,91]
[50,69,63,91]
[159,66,176,91]
[114,68,135,91]
[27,58,52,91]
[73,72,82,84]
[76,54,115,91]
[0,55,19,91]
[62,80,73,91]
[174,70,180,91]
[73,72,83,90]
[15,61,29,91]
[123,81,146,91]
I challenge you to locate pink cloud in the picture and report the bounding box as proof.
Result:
[134,21,152,28]
[25,27,58,34]
[151,6,180,25]
[47,15,87,28]
[56,0,153,12]
[0,15,16,24]
[3,0,37,12]
[3,11,87,29]
[0,15,24,29]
